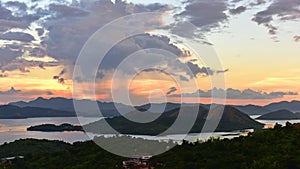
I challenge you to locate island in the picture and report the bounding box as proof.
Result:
[256,109,300,120]
[84,105,264,135]
[25,105,264,135]
[27,123,84,132]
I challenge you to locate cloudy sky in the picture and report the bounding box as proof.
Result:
[0,0,299,105]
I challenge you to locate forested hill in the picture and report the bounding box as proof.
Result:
[84,105,264,135]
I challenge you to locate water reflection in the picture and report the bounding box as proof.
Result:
[0,117,101,145]
[1,116,300,145]
[250,115,300,128]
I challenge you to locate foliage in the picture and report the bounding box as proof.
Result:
[84,106,264,135]
[153,123,300,169]
[1,123,300,169]
[27,123,83,132]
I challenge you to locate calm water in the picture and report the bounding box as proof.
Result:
[1,116,300,145]
[0,117,101,145]
[0,117,247,145]
[250,115,300,128]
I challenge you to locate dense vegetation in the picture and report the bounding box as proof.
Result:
[85,106,264,135]
[153,122,300,169]
[1,123,299,169]
[27,123,84,132]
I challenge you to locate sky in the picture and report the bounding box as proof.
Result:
[0,0,299,105]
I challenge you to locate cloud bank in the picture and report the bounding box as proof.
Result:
[169,88,298,100]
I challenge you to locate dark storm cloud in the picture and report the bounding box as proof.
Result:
[229,6,246,15]
[169,0,231,39]
[58,78,65,84]
[99,34,184,71]
[0,47,23,67]
[176,0,228,30]
[0,32,35,42]
[53,75,59,79]
[0,20,28,32]
[28,47,46,57]
[0,2,41,35]
[216,69,229,74]
[53,68,67,84]
[0,0,236,76]
[0,1,54,71]
[0,5,14,20]
[43,0,171,63]
[1,60,58,72]
[0,3,40,25]
[36,28,44,36]
[127,2,172,13]
[49,4,89,18]
[59,68,66,76]
[179,75,189,82]
[166,87,177,95]
[252,0,300,35]
[0,0,172,73]
[5,1,27,11]
[38,62,44,69]
[250,0,267,6]
[186,62,214,77]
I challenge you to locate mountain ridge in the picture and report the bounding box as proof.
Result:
[0,105,76,119]
[257,109,300,120]
[7,97,300,118]
[84,105,264,135]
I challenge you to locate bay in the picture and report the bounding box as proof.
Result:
[2,115,300,145]
[0,117,101,145]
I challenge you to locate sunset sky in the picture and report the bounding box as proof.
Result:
[0,0,299,105]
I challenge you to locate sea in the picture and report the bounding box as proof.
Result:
[0,116,299,145]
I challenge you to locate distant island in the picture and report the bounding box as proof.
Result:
[27,123,84,132]
[257,109,300,120]
[25,105,264,135]
[84,105,264,135]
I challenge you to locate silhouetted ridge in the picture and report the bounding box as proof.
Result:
[84,105,264,135]
[257,109,300,120]
[0,105,76,119]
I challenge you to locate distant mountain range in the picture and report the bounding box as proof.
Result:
[234,100,300,115]
[9,97,132,117]
[234,105,271,115]
[257,109,300,120]
[0,105,76,119]
[84,105,264,135]
[264,100,300,112]
[2,97,300,119]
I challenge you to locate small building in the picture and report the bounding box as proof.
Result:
[1,156,24,165]
[122,156,153,169]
